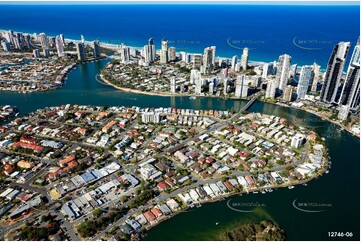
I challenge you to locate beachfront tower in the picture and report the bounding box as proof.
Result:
[240,47,249,71]
[93,41,100,58]
[275,54,292,91]
[297,65,314,99]
[320,41,350,104]
[76,42,86,61]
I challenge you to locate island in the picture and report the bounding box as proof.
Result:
[0,104,328,240]
[219,220,286,241]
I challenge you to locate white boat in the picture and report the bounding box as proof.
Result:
[189,96,197,100]
[288,186,295,189]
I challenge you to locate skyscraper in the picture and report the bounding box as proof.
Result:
[283,85,293,102]
[33,49,40,58]
[1,40,11,52]
[81,34,85,44]
[275,54,292,91]
[231,55,238,70]
[55,35,64,57]
[59,34,65,47]
[43,48,50,57]
[311,63,321,92]
[265,79,277,99]
[160,40,168,64]
[93,41,100,58]
[234,75,248,98]
[76,42,86,61]
[339,38,360,111]
[170,77,177,93]
[148,38,156,62]
[297,65,314,99]
[192,54,202,69]
[190,69,202,85]
[210,46,216,65]
[223,79,228,96]
[38,33,48,48]
[202,47,214,74]
[320,41,350,104]
[168,47,176,62]
[119,44,130,63]
[240,48,249,71]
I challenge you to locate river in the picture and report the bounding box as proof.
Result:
[0,59,359,241]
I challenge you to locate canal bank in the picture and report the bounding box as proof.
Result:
[0,59,359,241]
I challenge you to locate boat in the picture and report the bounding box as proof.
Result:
[288,186,295,189]
[189,96,197,100]
[252,191,258,194]
[195,202,202,208]
[261,190,266,194]
[303,183,308,186]
[215,222,219,225]
[325,170,329,174]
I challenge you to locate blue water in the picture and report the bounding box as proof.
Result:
[0,4,359,67]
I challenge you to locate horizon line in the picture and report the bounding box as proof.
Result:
[0,1,359,6]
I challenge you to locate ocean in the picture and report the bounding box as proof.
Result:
[0,3,359,68]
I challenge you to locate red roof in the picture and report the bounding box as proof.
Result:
[223,181,234,190]
[12,142,43,152]
[20,137,36,144]
[58,155,76,166]
[157,181,169,190]
[150,208,163,217]
[143,211,156,222]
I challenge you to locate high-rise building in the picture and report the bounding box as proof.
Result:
[231,55,238,70]
[210,46,216,65]
[170,77,177,93]
[192,54,202,69]
[297,65,314,99]
[282,85,293,102]
[143,45,150,63]
[265,79,277,99]
[55,35,64,57]
[76,42,86,61]
[81,34,85,44]
[160,40,168,64]
[93,41,100,58]
[33,49,40,58]
[180,51,190,63]
[276,54,292,91]
[338,105,351,121]
[24,34,31,49]
[168,47,176,62]
[59,34,65,47]
[289,64,298,78]
[119,44,130,63]
[42,48,50,57]
[320,41,350,104]
[311,63,321,92]
[38,33,48,48]
[141,112,160,123]
[202,47,214,74]
[195,77,203,95]
[223,79,228,96]
[291,134,305,148]
[1,40,11,52]
[234,75,248,98]
[339,38,360,111]
[240,48,249,71]
[190,69,201,85]
[13,33,23,50]
[148,38,156,62]
[209,81,214,95]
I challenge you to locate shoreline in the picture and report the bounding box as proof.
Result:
[271,101,360,138]
[139,162,329,239]
[99,73,360,139]
[98,73,250,101]
[0,29,267,65]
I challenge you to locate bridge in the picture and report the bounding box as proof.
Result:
[240,92,262,112]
